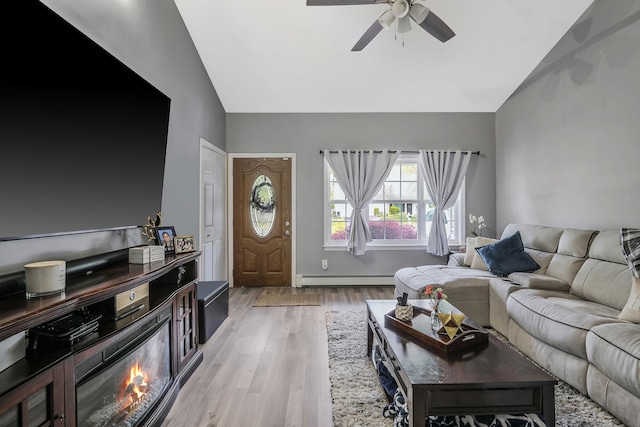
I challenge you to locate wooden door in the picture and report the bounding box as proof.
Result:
[233,157,292,287]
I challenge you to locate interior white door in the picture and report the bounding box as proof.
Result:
[200,140,227,281]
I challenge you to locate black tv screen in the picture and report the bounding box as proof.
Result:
[0,0,170,240]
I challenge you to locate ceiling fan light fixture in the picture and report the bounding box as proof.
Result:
[391,0,410,18]
[408,3,429,24]
[396,16,411,33]
[378,9,396,29]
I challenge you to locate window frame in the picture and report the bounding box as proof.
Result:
[323,153,466,250]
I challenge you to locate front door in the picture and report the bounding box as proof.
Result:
[233,157,292,287]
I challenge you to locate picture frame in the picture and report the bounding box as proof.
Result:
[174,235,196,254]
[156,226,177,255]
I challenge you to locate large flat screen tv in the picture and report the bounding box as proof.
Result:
[0,0,170,240]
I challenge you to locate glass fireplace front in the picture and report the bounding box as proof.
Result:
[76,320,171,427]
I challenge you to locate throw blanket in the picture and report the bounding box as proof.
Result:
[621,228,640,278]
[383,389,549,427]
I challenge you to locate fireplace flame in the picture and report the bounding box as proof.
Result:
[120,361,150,414]
[127,362,148,399]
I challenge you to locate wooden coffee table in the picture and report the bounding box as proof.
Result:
[366,299,556,427]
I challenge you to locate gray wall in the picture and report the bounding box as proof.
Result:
[227,113,496,277]
[0,0,224,276]
[496,1,640,233]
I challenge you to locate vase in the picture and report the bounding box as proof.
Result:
[395,304,413,321]
[431,308,442,331]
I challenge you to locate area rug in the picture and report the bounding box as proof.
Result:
[326,310,391,427]
[325,310,625,427]
[252,291,320,307]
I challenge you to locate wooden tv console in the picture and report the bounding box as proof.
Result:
[0,251,203,426]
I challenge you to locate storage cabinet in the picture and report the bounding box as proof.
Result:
[175,285,198,372]
[0,364,65,426]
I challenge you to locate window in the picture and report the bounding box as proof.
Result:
[324,153,465,249]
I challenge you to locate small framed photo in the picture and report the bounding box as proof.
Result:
[156,226,177,255]
[174,235,196,254]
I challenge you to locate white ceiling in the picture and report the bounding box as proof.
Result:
[174,0,594,113]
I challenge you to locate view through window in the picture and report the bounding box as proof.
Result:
[325,154,463,248]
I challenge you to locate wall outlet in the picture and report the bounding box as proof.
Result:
[321,259,328,270]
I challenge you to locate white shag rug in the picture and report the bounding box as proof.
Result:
[325,310,626,427]
[326,310,392,427]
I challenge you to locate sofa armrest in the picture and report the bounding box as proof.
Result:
[448,253,467,267]
[507,272,571,292]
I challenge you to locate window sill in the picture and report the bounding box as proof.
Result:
[323,243,464,252]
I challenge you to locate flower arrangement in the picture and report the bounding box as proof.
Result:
[468,214,486,237]
[424,285,447,313]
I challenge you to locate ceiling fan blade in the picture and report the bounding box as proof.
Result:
[351,20,383,51]
[414,9,455,42]
[307,0,385,5]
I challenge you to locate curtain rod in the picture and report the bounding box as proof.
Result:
[319,149,480,155]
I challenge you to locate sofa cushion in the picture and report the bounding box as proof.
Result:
[523,248,553,275]
[393,265,494,299]
[470,253,488,270]
[464,237,477,266]
[507,272,570,292]
[502,223,563,253]
[476,232,540,277]
[507,289,621,359]
[546,253,588,286]
[589,230,627,264]
[570,229,631,310]
[571,259,631,310]
[587,322,640,397]
[447,252,466,267]
[557,228,597,257]
[470,237,498,270]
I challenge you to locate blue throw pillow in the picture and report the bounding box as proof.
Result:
[475,231,540,277]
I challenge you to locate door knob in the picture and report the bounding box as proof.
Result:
[284,230,291,236]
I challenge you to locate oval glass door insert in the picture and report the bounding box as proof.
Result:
[250,174,276,237]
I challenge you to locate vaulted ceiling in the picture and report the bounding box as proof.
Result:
[174,0,594,113]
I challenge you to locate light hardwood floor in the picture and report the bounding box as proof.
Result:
[161,286,394,427]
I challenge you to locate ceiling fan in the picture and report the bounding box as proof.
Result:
[306,0,455,51]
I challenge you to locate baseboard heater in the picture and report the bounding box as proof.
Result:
[295,274,394,287]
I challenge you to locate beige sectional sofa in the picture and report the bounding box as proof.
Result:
[393,223,640,427]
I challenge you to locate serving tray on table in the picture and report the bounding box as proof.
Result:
[384,305,488,353]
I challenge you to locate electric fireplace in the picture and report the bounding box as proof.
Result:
[0,251,202,427]
[75,318,171,427]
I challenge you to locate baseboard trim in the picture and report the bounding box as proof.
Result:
[295,275,394,287]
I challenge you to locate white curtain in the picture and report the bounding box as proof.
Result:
[419,150,472,256]
[325,149,399,255]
